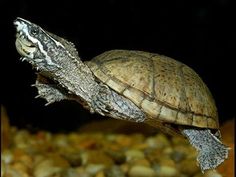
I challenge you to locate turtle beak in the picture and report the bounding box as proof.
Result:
[14,17,31,30]
[14,17,37,58]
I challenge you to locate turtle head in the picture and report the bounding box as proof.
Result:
[14,17,78,73]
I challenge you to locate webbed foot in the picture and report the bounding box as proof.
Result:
[182,128,229,172]
[32,74,68,105]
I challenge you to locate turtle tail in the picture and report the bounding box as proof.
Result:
[182,128,230,173]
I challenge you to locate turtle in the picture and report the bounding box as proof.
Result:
[14,17,229,172]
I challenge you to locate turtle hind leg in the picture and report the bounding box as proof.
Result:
[182,128,229,172]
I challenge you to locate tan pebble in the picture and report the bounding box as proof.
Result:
[13,148,26,161]
[130,134,145,144]
[203,170,222,177]
[33,159,63,177]
[155,134,170,148]
[145,137,159,148]
[19,154,33,168]
[85,164,105,175]
[4,167,29,177]
[116,135,132,147]
[159,159,176,168]
[145,148,162,163]
[68,133,80,142]
[146,134,171,149]
[128,165,156,177]
[193,173,204,177]
[78,139,98,149]
[81,150,114,166]
[1,150,13,164]
[163,147,173,155]
[13,130,31,148]
[12,162,29,173]
[170,150,186,162]
[120,163,130,173]
[62,168,83,177]
[178,158,200,176]
[63,152,82,166]
[105,165,125,177]
[106,150,126,164]
[53,134,69,147]
[75,167,92,177]
[95,171,105,177]
[1,161,6,177]
[171,136,189,146]
[132,158,151,167]
[125,149,145,161]
[33,155,46,166]
[174,145,197,158]
[132,143,148,150]
[106,134,117,141]
[155,165,179,177]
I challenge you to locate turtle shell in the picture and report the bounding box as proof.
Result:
[87,50,219,129]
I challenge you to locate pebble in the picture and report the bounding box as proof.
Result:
[170,150,186,162]
[105,165,126,177]
[125,149,145,161]
[131,158,151,167]
[128,165,156,177]
[152,162,179,177]
[158,165,179,177]
[2,123,228,177]
[203,170,222,177]
[1,150,13,164]
[81,150,114,166]
[33,159,63,177]
[154,134,170,148]
[85,164,105,175]
[178,158,199,176]
[95,171,106,177]
[105,150,126,164]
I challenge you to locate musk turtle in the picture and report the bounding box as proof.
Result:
[14,17,229,172]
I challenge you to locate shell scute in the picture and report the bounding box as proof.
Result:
[88,50,218,129]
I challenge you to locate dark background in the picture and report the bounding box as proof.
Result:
[1,0,235,132]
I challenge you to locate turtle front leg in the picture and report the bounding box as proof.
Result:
[91,83,146,122]
[32,74,69,105]
[182,128,229,172]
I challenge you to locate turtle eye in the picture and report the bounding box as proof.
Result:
[30,26,39,36]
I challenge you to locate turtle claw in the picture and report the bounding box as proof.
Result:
[35,95,41,98]
[45,101,54,106]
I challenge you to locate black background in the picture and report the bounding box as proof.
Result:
[1,0,235,132]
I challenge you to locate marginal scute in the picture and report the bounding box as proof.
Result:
[123,88,144,106]
[181,65,218,119]
[140,99,161,118]
[192,115,207,128]
[159,106,178,123]
[207,118,218,129]
[88,50,219,129]
[106,79,126,93]
[176,112,193,125]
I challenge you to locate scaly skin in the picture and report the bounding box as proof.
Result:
[14,17,146,121]
[14,17,229,172]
